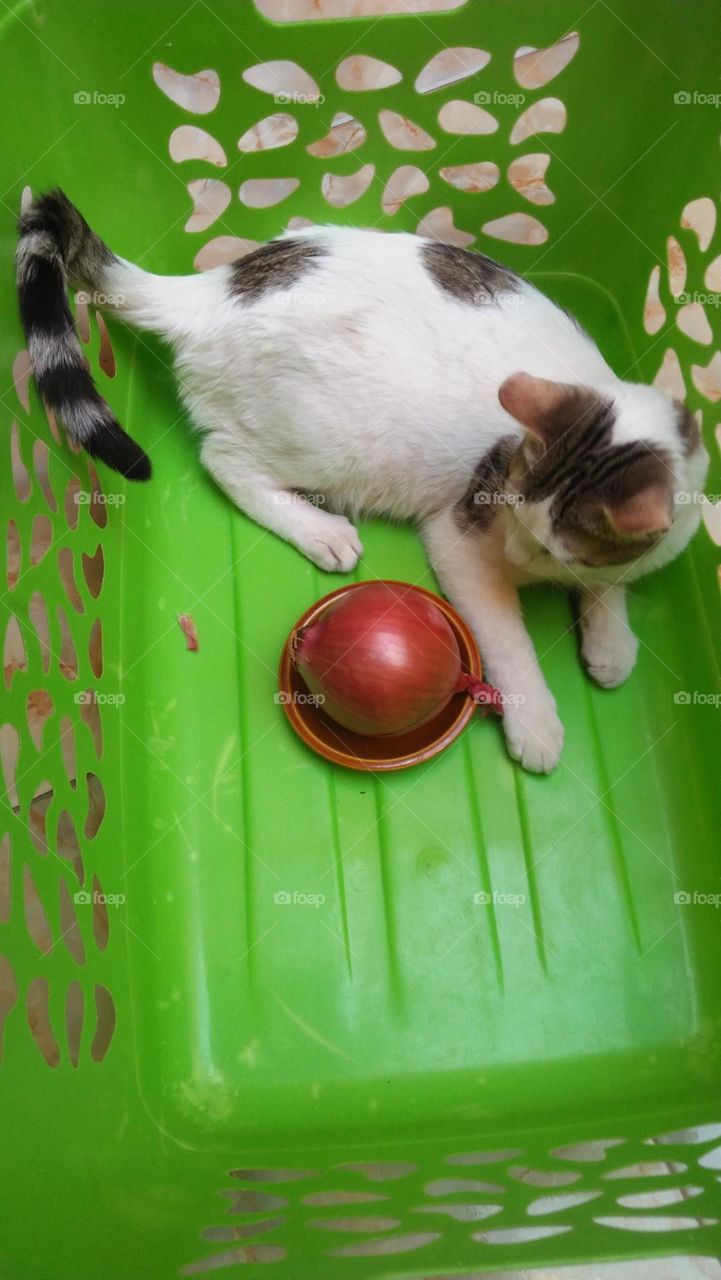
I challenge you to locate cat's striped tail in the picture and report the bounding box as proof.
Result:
[16,188,151,480]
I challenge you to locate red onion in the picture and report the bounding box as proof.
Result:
[291,583,463,737]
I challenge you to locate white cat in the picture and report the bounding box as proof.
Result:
[17,190,708,772]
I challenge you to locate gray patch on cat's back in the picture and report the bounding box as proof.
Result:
[455,435,518,531]
[229,237,327,301]
[421,241,520,305]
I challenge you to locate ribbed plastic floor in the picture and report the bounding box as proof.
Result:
[116,288,721,1148]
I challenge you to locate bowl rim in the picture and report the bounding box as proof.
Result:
[277,579,482,772]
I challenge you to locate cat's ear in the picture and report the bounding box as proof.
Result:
[498,373,584,443]
[603,484,673,536]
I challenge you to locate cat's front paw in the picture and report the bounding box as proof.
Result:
[296,513,363,573]
[582,627,639,689]
[502,694,564,773]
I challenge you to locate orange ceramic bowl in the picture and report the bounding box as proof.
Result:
[278,580,482,772]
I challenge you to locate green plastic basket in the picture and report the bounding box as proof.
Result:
[2,0,721,1276]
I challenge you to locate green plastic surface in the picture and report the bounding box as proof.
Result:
[1,1,721,1276]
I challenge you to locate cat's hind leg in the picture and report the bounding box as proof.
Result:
[200,437,363,572]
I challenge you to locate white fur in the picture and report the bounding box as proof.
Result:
[95,226,707,772]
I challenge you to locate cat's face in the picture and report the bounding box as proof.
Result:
[498,373,708,583]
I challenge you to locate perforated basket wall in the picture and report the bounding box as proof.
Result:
[2,1,721,1277]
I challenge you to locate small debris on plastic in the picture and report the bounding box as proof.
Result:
[178,613,199,652]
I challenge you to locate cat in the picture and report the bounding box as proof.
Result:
[16,189,708,773]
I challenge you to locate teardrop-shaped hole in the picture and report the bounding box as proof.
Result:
[13,350,31,413]
[11,422,32,501]
[152,63,220,114]
[643,265,666,336]
[438,99,497,135]
[28,593,50,673]
[59,716,77,788]
[30,514,52,566]
[306,114,366,158]
[336,55,401,92]
[510,97,566,145]
[57,809,84,884]
[0,955,17,1062]
[27,977,60,1066]
[238,178,299,209]
[78,694,103,758]
[58,548,84,613]
[82,545,104,599]
[58,877,86,966]
[96,313,116,378]
[85,773,106,839]
[29,781,53,855]
[23,864,53,954]
[513,34,579,89]
[381,165,430,215]
[33,439,57,511]
[416,47,491,95]
[3,615,27,690]
[242,60,321,102]
[91,984,116,1062]
[170,124,227,166]
[92,874,110,951]
[88,619,103,679]
[0,725,19,811]
[237,113,298,153]
[66,981,84,1066]
[322,165,374,208]
[6,520,21,591]
[378,109,436,151]
[26,689,53,750]
[57,608,79,680]
[64,477,81,529]
[87,462,108,529]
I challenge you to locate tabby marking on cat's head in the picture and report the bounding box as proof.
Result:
[488,373,705,579]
